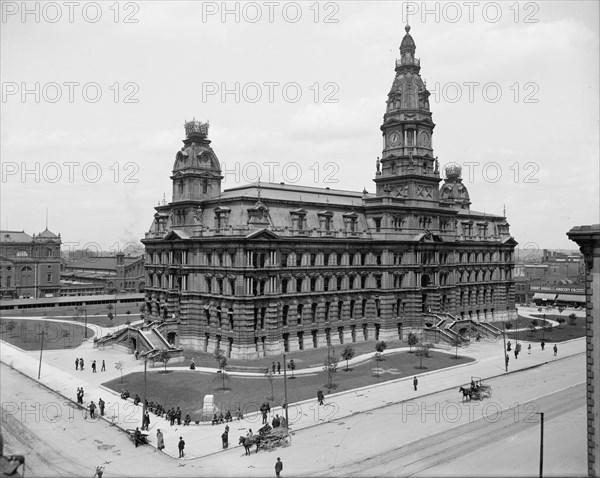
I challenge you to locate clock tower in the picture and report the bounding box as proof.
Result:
[374,24,440,203]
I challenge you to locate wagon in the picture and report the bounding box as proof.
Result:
[257,427,291,451]
[470,377,492,399]
[125,428,149,446]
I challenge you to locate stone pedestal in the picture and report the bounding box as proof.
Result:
[203,394,216,414]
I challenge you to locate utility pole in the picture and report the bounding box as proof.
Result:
[282,353,289,429]
[537,412,544,478]
[37,328,45,379]
[142,354,148,426]
[84,308,88,339]
[502,323,508,371]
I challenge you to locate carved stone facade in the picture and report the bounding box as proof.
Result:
[141,27,517,359]
[567,224,600,478]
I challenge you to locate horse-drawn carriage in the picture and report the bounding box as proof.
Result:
[459,376,492,401]
[239,424,290,455]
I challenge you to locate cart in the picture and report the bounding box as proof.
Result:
[470,376,492,399]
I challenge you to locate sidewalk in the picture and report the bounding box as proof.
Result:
[0,316,585,461]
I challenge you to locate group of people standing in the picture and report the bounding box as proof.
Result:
[75,357,105,372]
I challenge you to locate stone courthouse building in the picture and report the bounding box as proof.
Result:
[142,26,517,359]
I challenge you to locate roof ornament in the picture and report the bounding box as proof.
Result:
[257,178,262,200]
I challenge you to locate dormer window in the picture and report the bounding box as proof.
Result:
[343,212,359,234]
[318,211,334,232]
[290,208,307,233]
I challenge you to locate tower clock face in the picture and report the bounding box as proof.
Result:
[419,131,430,147]
[387,131,401,148]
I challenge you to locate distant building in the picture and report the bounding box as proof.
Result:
[0,228,62,299]
[567,224,600,477]
[61,253,145,295]
[142,26,517,359]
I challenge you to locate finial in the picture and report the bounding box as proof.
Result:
[257,178,262,200]
[405,4,411,32]
[503,204,506,217]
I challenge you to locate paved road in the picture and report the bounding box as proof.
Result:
[2,353,586,477]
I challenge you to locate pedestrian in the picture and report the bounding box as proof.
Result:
[98,398,105,416]
[170,408,176,426]
[553,344,558,356]
[317,390,325,406]
[190,358,195,370]
[176,407,182,425]
[92,360,97,373]
[277,362,281,374]
[142,411,150,431]
[93,466,104,478]
[514,349,518,359]
[272,362,276,374]
[222,425,229,448]
[89,401,96,419]
[505,353,510,369]
[413,376,418,391]
[134,427,142,448]
[528,344,531,354]
[75,358,79,370]
[178,436,185,458]
[156,429,164,451]
[101,360,106,372]
[541,340,545,351]
[275,457,283,477]
[80,358,84,370]
[261,403,268,424]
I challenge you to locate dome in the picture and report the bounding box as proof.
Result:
[440,165,471,209]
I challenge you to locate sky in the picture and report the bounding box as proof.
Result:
[1,0,599,254]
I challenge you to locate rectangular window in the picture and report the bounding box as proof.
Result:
[281,253,288,268]
[47,273,52,282]
[374,218,381,232]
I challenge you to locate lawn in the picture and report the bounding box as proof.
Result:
[181,339,414,370]
[497,315,586,343]
[0,318,94,351]
[103,350,474,422]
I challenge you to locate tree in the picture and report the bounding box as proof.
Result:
[568,313,577,326]
[375,341,388,354]
[322,350,339,391]
[156,350,171,373]
[115,361,125,383]
[450,336,461,359]
[107,304,114,321]
[557,317,566,328]
[288,359,296,379]
[213,348,229,389]
[505,322,513,331]
[264,371,275,401]
[407,332,418,352]
[416,343,431,359]
[340,345,355,372]
[373,352,383,378]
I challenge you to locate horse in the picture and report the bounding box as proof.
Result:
[459,386,472,401]
[239,435,259,455]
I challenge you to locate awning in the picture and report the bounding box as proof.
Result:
[532,293,557,301]
[555,294,586,303]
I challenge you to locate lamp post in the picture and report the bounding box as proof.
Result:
[83,308,88,339]
[502,323,508,371]
[282,353,289,429]
[37,326,47,379]
[536,412,544,477]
